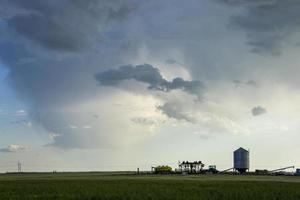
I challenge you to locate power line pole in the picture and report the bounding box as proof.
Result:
[18,162,21,173]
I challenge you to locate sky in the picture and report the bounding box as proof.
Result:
[0,0,300,172]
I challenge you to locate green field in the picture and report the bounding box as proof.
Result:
[0,172,300,200]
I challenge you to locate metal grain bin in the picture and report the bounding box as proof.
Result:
[296,169,300,176]
[234,147,249,173]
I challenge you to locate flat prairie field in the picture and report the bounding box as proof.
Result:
[0,172,300,200]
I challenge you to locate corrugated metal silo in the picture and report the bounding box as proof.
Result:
[234,147,249,173]
[296,169,300,176]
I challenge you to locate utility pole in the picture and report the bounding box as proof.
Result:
[18,162,21,173]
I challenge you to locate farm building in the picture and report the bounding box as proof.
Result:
[179,161,204,174]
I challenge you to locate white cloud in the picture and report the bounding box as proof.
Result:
[193,131,211,139]
[0,144,30,153]
[82,125,92,129]
[42,92,164,148]
[48,132,60,141]
[68,125,78,129]
[15,109,27,116]
[26,121,32,127]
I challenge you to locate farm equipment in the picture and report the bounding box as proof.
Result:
[153,165,172,174]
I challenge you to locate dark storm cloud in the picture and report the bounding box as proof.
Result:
[218,0,300,55]
[252,106,267,116]
[0,0,141,104]
[7,14,84,51]
[0,0,268,149]
[1,0,139,51]
[0,0,142,148]
[95,64,205,99]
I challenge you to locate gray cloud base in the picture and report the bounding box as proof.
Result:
[0,0,298,149]
[157,102,196,123]
[218,0,300,55]
[95,64,204,99]
[0,0,142,148]
[1,0,139,52]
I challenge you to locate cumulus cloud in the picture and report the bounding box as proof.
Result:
[0,144,30,153]
[218,0,300,55]
[252,106,267,116]
[95,64,205,99]
[157,103,196,123]
[0,0,290,150]
[157,100,248,135]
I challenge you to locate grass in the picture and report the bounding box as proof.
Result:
[0,173,300,200]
